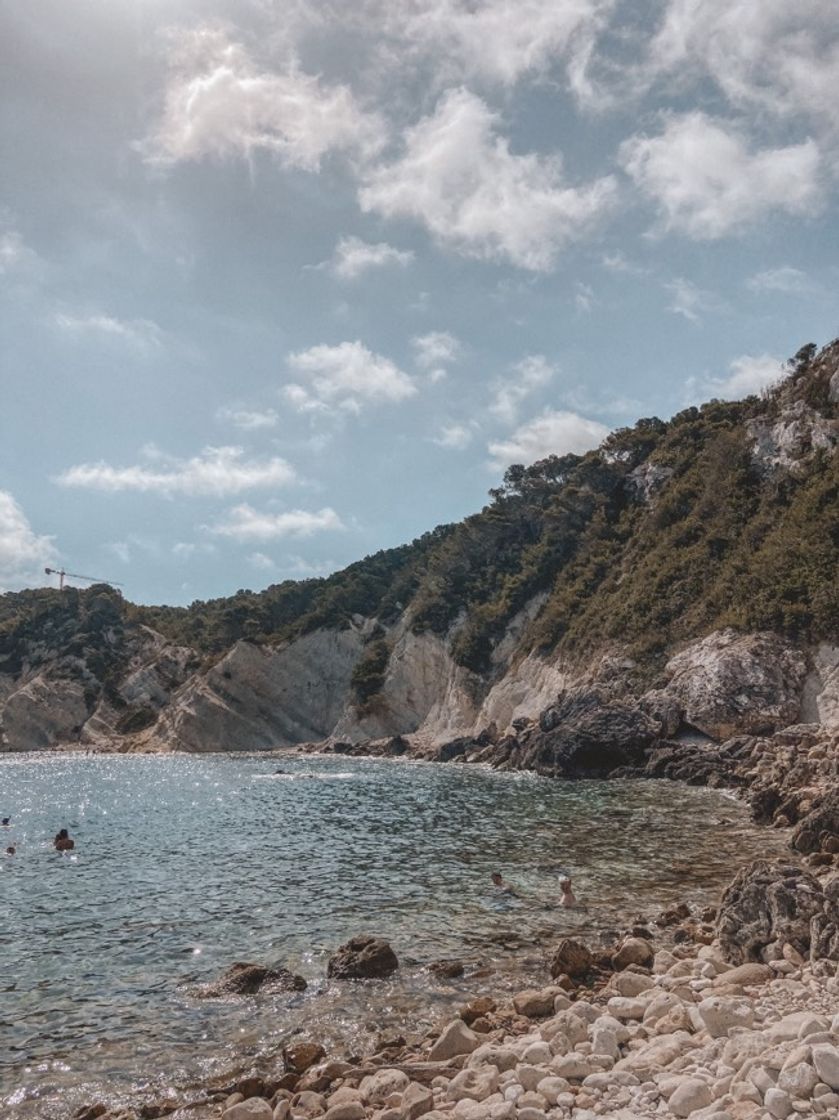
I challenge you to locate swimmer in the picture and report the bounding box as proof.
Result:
[54,829,75,852]
[5,845,15,855]
[558,876,578,907]
[491,871,520,897]
[1,818,9,827]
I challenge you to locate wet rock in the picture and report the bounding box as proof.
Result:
[200,962,307,998]
[74,1107,108,1120]
[429,959,464,979]
[716,860,826,963]
[327,936,398,979]
[549,939,593,979]
[283,1042,326,1074]
[459,996,496,1024]
[512,989,556,1018]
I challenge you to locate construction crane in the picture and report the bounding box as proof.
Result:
[44,567,124,591]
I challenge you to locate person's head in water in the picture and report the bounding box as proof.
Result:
[1,818,9,827]
[56,829,68,840]
[491,872,503,886]
[6,845,15,855]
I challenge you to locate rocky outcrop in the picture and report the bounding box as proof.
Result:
[792,789,839,854]
[198,962,307,998]
[716,860,835,964]
[326,937,398,980]
[748,397,838,474]
[1,675,90,750]
[660,630,807,741]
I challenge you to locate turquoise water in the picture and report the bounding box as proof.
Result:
[0,753,785,1116]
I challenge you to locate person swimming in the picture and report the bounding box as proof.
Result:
[54,829,75,852]
[5,845,15,856]
[491,871,520,896]
[1,818,9,827]
[558,876,578,907]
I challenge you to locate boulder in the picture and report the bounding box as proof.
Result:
[327,937,398,980]
[359,1069,409,1105]
[460,996,496,1024]
[716,860,826,963]
[792,790,839,854]
[611,937,654,971]
[549,939,593,979]
[283,1043,326,1074]
[223,1101,274,1120]
[512,989,556,1018]
[696,996,755,1038]
[429,959,465,979]
[668,1078,713,1117]
[812,1045,839,1091]
[428,1020,480,1061]
[401,1083,434,1120]
[201,962,307,997]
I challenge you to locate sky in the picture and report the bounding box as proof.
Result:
[1,0,838,605]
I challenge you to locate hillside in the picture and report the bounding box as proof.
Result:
[1,339,837,754]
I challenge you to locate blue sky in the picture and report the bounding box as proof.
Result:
[2,0,837,604]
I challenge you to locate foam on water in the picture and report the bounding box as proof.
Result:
[0,752,786,1117]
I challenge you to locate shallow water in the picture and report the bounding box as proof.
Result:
[0,752,785,1116]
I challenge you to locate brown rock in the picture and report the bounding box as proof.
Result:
[429,959,465,979]
[327,937,398,980]
[612,937,654,971]
[550,939,593,979]
[283,1042,326,1074]
[200,962,306,998]
[460,996,496,1025]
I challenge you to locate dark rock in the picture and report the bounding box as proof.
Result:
[429,959,465,979]
[811,874,839,960]
[327,936,398,979]
[232,1073,265,1098]
[655,902,691,927]
[74,1107,108,1120]
[437,738,471,763]
[791,790,839,854]
[549,938,593,979]
[199,961,307,997]
[283,1041,326,1074]
[716,859,826,963]
[460,996,496,1025]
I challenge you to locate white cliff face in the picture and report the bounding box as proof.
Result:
[748,399,838,474]
[801,644,839,729]
[152,629,365,751]
[662,630,808,741]
[1,675,89,751]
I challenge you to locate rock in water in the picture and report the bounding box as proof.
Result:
[327,936,398,979]
[550,939,593,979]
[200,962,307,997]
[283,1042,326,1074]
[715,860,825,963]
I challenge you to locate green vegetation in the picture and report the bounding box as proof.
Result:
[2,341,837,701]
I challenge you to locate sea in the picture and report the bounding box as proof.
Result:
[0,752,787,1117]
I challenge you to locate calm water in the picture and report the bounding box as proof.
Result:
[0,753,785,1116]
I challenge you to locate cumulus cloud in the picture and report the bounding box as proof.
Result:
[412,330,461,381]
[665,277,719,323]
[284,340,416,413]
[208,504,345,540]
[490,354,556,424]
[56,445,296,497]
[217,406,279,430]
[145,29,384,170]
[0,490,58,591]
[383,0,612,91]
[360,88,616,271]
[488,409,609,469]
[648,1,839,131]
[325,235,414,279]
[621,112,822,239]
[746,267,811,294]
[54,312,163,349]
[432,422,475,450]
[705,354,786,400]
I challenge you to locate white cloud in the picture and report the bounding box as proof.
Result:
[217,406,279,430]
[284,340,416,413]
[0,491,58,592]
[384,0,613,91]
[54,312,163,349]
[488,409,609,469]
[108,541,132,565]
[575,281,595,313]
[432,422,475,450]
[648,1,839,131]
[326,235,414,279]
[249,551,275,570]
[746,267,810,294]
[665,277,718,323]
[412,330,461,382]
[621,112,822,239]
[706,354,786,400]
[360,88,616,271]
[490,354,556,424]
[208,504,345,540]
[146,29,384,170]
[56,445,297,497]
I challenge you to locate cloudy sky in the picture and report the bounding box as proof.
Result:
[2,1,838,604]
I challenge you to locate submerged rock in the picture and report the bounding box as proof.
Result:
[199,961,307,998]
[327,936,398,979]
